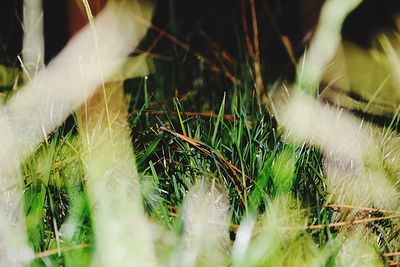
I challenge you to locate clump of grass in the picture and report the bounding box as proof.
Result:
[0,0,400,266]
[12,73,398,266]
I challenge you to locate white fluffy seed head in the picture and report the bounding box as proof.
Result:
[274,88,400,211]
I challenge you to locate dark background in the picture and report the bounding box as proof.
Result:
[1,0,400,89]
[0,0,298,80]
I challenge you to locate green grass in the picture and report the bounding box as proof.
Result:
[1,1,400,266]
[13,77,396,266]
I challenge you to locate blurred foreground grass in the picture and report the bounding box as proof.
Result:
[1,0,400,266]
[12,75,397,266]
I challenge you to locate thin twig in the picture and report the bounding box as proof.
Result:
[306,215,400,230]
[240,0,254,57]
[324,204,400,214]
[159,126,255,206]
[34,244,90,259]
[383,251,400,257]
[146,22,241,85]
[249,0,266,104]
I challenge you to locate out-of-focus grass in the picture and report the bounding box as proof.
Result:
[14,75,397,265]
[1,0,400,266]
[21,130,93,266]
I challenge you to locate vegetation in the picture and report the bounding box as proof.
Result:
[0,0,399,266]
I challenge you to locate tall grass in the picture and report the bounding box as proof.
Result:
[19,80,399,266]
[0,0,399,266]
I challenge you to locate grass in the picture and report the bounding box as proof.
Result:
[1,0,400,266]
[15,78,398,266]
